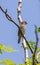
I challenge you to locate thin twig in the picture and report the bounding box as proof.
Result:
[32,25,39,65]
[34,25,39,54]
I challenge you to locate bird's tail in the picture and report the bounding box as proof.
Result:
[18,36,21,43]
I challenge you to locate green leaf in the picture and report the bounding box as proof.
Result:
[29,40,35,45]
[37,52,40,62]
[4,46,18,52]
[28,40,36,49]
[18,58,32,65]
[0,44,5,49]
[5,59,16,65]
[0,44,18,53]
[27,58,32,65]
[37,52,40,57]
[37,27,40,32]
[0,59,16,65]
[0,49,2,54]
[18,64,26,65]
[0,60,6,65]
[37,47,40,52]
[21,40,36,50]
[36,63,40,65]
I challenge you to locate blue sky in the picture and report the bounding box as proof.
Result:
[0,0,40,64]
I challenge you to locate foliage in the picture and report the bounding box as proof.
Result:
[21,40,35,49]
[18,57,40,65]
[0,59,16,65]
[37,27,40,32]
[29,40,35,49]
[0,49,2,54]
[0,58,40,65]
[0,44,18,54]
[37,52,40,62]
[37,47,40,52]
[21,40,40,51]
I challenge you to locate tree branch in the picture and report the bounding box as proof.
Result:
[32,25,39,65]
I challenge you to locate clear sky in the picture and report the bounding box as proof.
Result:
[0,0,40,64]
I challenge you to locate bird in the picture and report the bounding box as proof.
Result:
[18,21,27,43]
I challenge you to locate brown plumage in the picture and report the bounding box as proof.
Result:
[18,21,27,43]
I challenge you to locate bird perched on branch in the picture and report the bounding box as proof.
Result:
[18,21,27,43]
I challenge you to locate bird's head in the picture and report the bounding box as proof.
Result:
[21,21,27,25]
